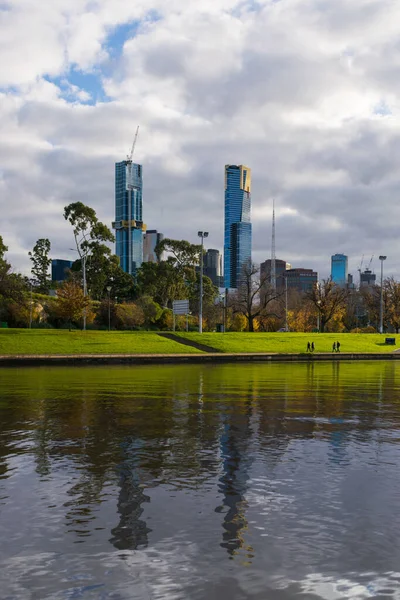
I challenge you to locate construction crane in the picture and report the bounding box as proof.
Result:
[126,126,140,276]
[127,126,139,163]
[367,254,374,271]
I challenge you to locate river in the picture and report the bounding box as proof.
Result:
[1,362,400,599]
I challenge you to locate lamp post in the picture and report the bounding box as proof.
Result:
[379,255,387,334]
[317,299,321,332]
[284,273,288,332]
[197,231,209,333]
[29,279,33,329]
[106,286,112,331]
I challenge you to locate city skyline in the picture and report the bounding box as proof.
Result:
[1,1,399,281]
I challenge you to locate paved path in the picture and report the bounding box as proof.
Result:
[157,332,220,353]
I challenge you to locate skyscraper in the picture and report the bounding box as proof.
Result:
[143,230,164,263]
[224,165,252,289]
[204,249,223,287]
[331,253,348,286]
[113,161,145,275]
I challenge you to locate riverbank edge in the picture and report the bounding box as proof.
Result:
[1,352,400,366]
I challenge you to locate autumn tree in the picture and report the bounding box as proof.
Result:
[232,262,281,332]
[29,238,51,294]
[56,281,91,327]
[384,277,400,332]
[115,303,145,329]
[307,279,348,333]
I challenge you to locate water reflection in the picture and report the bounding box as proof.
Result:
[1,362,400,598]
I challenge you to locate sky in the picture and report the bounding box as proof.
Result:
[1,0,400,281]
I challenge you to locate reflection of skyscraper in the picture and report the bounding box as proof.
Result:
[110,444,151,550]
[218,407,253,558]
[113,160,145,275]
[224,165,252,289]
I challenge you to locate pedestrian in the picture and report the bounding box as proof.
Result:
[336,341,341,353]
[311,342,315,352]
[307,341,311,352]
[332,342,336,352]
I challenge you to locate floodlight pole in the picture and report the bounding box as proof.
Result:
[198,231,209,333]
[379,255,387,334]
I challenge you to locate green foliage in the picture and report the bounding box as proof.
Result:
[155,238,201,273]
[115,303,145,330]
[63,202,133,301]
[29,238,51,293]
[0,235,26,323]
[136,295,163,325]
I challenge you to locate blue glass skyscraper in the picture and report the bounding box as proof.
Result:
[224,165,252,288]
[331,253,348,286]
[113,160,144,275]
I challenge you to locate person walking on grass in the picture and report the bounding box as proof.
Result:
[307,341,311,352]
[332,342,336,352]
[311,342,315,352]
[336,341,341,353]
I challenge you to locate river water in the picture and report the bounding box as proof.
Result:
[1,362,400,599]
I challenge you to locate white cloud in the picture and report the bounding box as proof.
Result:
[2,0,400,279]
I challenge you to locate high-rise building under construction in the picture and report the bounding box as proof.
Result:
[113,160,145,275]
[224,164,252,288]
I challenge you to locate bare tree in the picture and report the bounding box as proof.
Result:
[307,279,348,333]
[232,262,281,332]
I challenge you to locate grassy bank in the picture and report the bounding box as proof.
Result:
[0,329,202,355]
[175,332,399,354]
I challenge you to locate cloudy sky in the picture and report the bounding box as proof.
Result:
[1,0,399,280]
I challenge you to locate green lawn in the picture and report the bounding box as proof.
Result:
[175,332,399,354]
[0,329,202,355]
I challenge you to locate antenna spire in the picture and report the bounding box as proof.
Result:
[271,199,276,291]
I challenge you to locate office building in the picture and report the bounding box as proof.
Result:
[286,268,318,293]
[331,254,348,286]
[360,269,376,289]
[112,160,145,275]
[224,165,252,288]
[51,259,72,283]
[204,249,223,287]
[260,259,291,291]
[143,230,163,263]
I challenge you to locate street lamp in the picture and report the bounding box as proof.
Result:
[379,255,387,334]
[317,299,321,332]
[29,279,33,329]
[106,286,112,331]
[284,273,288,332]
[197,231,209,333]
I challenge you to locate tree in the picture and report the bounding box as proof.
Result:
[137,261,187,307]
[232,262,281,332]
[56,281,91,327]
[155,238,202,276]
[115,303,145,329]
[136,295,163,326]
[29,238,51,294]
[307,279,348,333]
[63,202,115,301]
[384,277,400,332]
[0,235,26,322]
